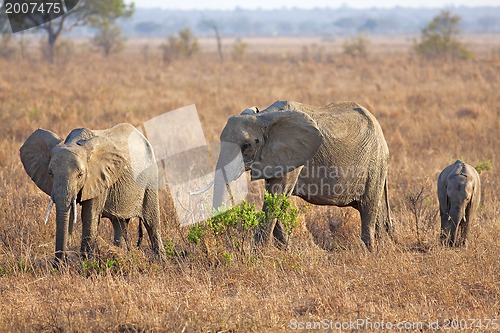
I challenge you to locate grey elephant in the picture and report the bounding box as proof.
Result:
[438,160,481,247]
[20,123,163,262]
[211,100,393,249]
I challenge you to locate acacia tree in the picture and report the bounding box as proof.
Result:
[39,0,133,62]
[415,10,473,60]
[0,3,17,59]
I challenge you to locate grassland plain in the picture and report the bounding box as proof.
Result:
[0,38,498,332]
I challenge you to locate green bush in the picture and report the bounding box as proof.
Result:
[160,28,199,62]
[414,10,474,60]
[187,191,299,257]
[475,160,492,174]
[263,191,300,236]
[91,23,126,57]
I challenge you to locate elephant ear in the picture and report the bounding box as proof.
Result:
[437,170,449,215]
[20,128,63,195]
[79,137,126,201]
[252,110,323,180]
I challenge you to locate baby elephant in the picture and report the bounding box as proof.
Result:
[20,123,164,263]
[437,160,481,247]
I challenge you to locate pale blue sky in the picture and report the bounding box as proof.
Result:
[132,0,500,9]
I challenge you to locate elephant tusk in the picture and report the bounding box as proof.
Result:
[44,199,53,225]
[73,199,77,225]
[189,180,214,195]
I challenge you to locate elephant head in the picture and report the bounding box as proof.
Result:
[213,110,323,210]
[20,128,125,260]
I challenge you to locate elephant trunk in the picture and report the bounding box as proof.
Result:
[212,142,245,211]
[54,205,70,261]
[448,205,465,246]
[442,203,465,246]
[44,199,76,227]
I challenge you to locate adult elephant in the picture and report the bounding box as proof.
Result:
[213,100,393,249]
[437,160,481,247]
[20,123,163,263]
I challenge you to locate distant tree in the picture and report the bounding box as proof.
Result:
[36,0,134,62]
[202,20,223,61]
[415,10,474,60]
[0,3,18,59]
[160,28,199,63]
[91,22,125,57]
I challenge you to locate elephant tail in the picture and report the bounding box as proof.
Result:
[384,178,396,240]
[137,218,144,247]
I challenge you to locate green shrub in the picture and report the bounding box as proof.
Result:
[186,191,299,257]
[475,160,492,174]
[414,10,474,60]
[264,191,300,236]
[160,28,199,62]
[91,23,126,57]
[187,224,204,244]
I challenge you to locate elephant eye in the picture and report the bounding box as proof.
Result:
[242,142,251,150]
[77,172,83,178]
[48,170,53,177]
[255,139,260,144]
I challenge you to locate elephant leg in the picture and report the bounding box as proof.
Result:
[137,218,144,247]
[359,169,388,250]
[255,198,280,246]
[359,205,376,250]
[458,203,473,247]
[141,189,164,256]
[111,217,129,248]
[255,167,302,247]
[80,198,105,259]
[440,210,452,246]
[359,193,382,250]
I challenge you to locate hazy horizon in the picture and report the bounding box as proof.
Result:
[130,0,500,10]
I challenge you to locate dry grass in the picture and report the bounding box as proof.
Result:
[0,37,499,332]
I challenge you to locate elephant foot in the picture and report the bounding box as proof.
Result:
[52,254,68,269]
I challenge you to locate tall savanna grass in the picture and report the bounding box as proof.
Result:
[0,38,498,331]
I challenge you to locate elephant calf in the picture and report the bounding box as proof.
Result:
[438,160,481,247]
[20,123,164,263]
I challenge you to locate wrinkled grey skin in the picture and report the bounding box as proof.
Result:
[438,160,481,247]
[213,100,393,249]
[20,123,163,263]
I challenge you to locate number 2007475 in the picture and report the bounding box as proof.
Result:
[5,2,62,14]
[442,318,498,330]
